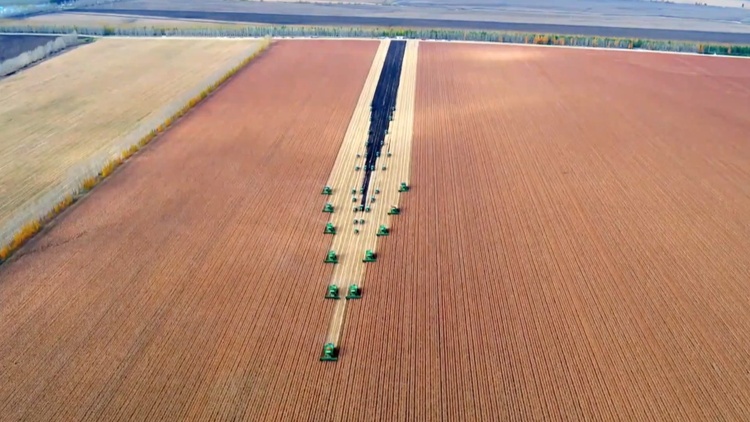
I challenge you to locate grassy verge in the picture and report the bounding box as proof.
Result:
[0,22,748,56]
[0,37,271,265]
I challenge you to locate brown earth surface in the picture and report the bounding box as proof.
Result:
[339,43,750,420]
[0,40,377,420]
[3,39,750,420]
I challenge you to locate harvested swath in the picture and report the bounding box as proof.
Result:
[0,37,262,248]
[322,39,388,347]
[329,39,417,347]
[316,40,419,420]
[339,42,750,420]
[322,40,418,356]
[0,40,377,420]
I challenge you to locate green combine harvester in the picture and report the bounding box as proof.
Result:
[363,250,376,263]
[325,284,340,300]
[324,250,338,264]
[346,284,362,300]
[320,343,338,361]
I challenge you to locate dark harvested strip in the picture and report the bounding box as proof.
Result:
[360,40,406,207]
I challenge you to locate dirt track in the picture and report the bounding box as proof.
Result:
[342,42,750,420]
[0,40,377,420]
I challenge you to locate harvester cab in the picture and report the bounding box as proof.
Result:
[325,284,340,299]
[320,343,339,361]
[346,284,362,299]
[324,250,338,264]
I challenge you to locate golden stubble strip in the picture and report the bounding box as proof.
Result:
[324,40,419,349]
[362,39,418,252]
[321,39,388,346]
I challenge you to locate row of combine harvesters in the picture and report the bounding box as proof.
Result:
[318,41,409,361]
[318,181,409,362]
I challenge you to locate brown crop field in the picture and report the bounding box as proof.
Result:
[338,42,750,420]
[0,40,378,420]
[2,38,750,420]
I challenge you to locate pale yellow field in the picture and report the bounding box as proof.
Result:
[0,38,262,245]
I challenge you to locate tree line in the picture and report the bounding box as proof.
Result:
[0,33,86,77]
[0,23,748,57]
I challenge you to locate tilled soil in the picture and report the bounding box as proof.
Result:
[0,40,377,421]
[342,43,750,420]
[3,40,750,420]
